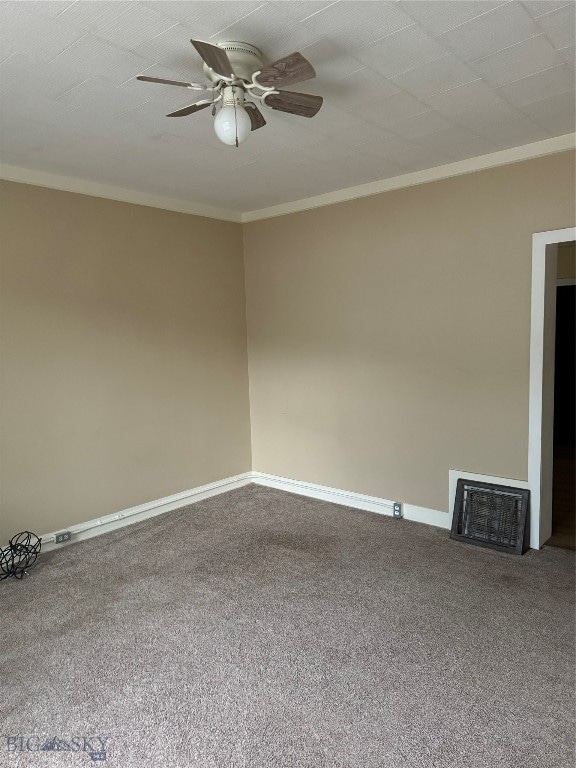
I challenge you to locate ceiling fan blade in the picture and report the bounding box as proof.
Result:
[256,52,316,88]
[245,103,267,131]
[191,39,234,78]
[137,75,202,89]
[265,90,323,118]
[166,101,211,117]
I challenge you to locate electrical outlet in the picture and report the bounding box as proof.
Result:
[55,531,72,544]
[393,502,403,519]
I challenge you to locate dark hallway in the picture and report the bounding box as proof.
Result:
[548,278,575,550]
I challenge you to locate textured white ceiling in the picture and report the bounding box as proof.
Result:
[0,0,574,212]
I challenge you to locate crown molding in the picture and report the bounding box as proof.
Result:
[241,133,576,223]
[0,164,243,223]
[2,134,574,225]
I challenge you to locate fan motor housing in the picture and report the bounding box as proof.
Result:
[203,41,264,84]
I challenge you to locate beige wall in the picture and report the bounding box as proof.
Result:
[243,151,575,513]
[1,152,574,542]
[557,241,576,279]
[0,181,251,542]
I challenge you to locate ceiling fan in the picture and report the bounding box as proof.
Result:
[137,40,323,147]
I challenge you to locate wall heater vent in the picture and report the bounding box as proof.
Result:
[451,479,530,555]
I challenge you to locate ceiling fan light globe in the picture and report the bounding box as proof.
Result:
[214,105,251,146]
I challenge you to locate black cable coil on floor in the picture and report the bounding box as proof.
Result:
[0,531,42,580]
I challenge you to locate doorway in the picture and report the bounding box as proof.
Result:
[529,228,575,549]
[548,243,575,549]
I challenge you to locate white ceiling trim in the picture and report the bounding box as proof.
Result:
[242,133,576,222]
[1,134,573,225]
[0,164,243,223]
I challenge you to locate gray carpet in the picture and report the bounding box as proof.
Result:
[1,484,574,768]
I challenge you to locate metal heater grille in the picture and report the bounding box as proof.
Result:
[451,480,530,555]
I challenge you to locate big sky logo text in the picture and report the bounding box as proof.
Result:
[6,736,109,762]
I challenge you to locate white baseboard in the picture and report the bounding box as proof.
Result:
[251,471,451,529]
[40,472,252,552]
[38,469,452,554]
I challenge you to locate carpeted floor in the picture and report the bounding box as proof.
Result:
[1,484,574,768]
